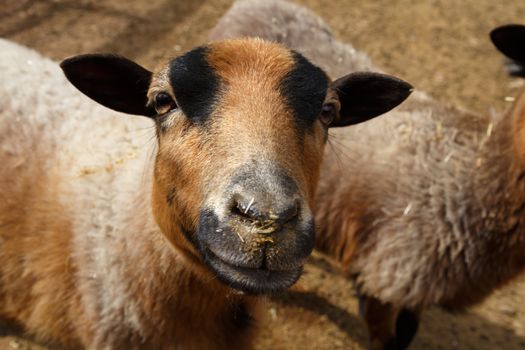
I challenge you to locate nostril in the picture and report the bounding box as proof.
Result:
[232,197,260,221]
[236,197,258,219]
[230,196,300,228]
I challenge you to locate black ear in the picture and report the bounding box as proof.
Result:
[60,54,155,117]
[331,72,413,127]
[490,24,525,62]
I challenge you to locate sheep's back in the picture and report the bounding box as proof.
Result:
[320,91,515,307]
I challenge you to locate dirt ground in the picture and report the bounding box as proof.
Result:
[2,0,525,349]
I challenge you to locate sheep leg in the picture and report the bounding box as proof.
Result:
[358,294,419,350]
[394,307,420,349]
[358,294,398,350]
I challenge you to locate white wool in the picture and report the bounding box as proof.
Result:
[0,38,161,344]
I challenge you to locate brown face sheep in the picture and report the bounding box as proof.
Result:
[211,1,525,349]
[0,35,411,349]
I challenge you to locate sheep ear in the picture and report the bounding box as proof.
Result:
[60,54,155,117]
[330,72,413,127]
[490,24,525,62]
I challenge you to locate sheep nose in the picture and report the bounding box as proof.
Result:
[232,196,299,233]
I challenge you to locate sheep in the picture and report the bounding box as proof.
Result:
[0,30,412,348]
[211,1,525,349]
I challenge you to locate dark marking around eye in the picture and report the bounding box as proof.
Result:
[280,52,329,128]
[168,47,220,124]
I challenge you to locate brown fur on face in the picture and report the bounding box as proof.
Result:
[150,38,328,274]
[205,39,327,204]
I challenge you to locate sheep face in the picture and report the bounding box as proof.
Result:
[60,38,412,294]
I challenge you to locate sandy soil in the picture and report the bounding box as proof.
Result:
[2,0,525,349]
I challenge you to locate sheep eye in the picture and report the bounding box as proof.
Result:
[154,92,177,115]
[320,103,336,126]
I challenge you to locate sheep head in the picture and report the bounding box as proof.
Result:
[60,38,412,294]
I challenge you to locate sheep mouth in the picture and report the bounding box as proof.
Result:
[203,248,303,295]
